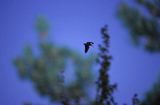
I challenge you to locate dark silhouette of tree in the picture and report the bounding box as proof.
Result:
[117,0,160,105]
[117,0,160,52]
[13,16,117,105]
[95,25,117,105]
[13,17,95,105]
[141,76,160,105]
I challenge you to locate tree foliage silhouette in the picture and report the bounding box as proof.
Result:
[13,17,94,104]
[13,17,116,105]
[117,0,160,52]
[117,0,160,105]
[141,76,160,105]
[95,25,117,105]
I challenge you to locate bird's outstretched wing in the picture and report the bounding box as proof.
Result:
[88,42,94,44]
[84,44,89,53]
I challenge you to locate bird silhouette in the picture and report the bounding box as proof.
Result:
[84,42,94,53]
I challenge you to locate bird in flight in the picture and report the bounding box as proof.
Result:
[84,42,94,53]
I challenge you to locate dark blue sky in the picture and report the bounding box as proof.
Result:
[0,0,160,105]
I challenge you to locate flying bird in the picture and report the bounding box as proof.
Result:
[84,42,94,53]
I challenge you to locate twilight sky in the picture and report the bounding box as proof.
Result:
[0,0,160,105]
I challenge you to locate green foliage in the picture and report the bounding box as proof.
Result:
[36,16,49,35]
[142,76,160,105]
[117,1,160,105]
[14,17,116,105]
[117,0,160,52]
[95,25,117,105]
[13,17,95,104]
